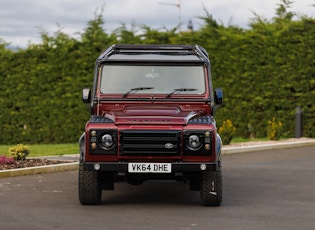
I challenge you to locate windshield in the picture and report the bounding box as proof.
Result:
[100,64,206,95]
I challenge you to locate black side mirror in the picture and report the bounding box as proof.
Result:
[214,88,223,105]
[82,88,91,104]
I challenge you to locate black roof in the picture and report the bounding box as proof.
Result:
[97,44,210,63]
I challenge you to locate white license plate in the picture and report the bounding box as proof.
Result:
[128,163,171,173]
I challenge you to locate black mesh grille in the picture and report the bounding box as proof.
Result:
[119,130,181,156]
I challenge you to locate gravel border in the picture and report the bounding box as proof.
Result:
[0,162,78,178]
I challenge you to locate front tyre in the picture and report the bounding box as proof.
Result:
[79,163,102,205]
[200,170,222,206]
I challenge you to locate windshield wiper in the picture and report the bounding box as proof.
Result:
[123,87,154,98]
[165,88,198,98]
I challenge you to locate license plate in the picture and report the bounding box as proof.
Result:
[128,163,171,173]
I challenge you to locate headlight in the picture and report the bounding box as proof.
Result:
[89,129,117,154]
[184,130,212,155]
[100,134,114,150]
[187,134,202,151]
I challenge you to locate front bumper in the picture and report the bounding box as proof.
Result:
[82,161,221,172]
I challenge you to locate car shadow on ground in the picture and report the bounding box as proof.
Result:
[101,180,201,206]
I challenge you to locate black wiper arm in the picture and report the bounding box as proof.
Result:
[165,88,197,98]
[123,87,154,98]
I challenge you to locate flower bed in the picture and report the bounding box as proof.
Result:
[0,157,71,170]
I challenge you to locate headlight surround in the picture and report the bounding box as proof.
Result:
[184,130,212,155]
[89,129,117,154]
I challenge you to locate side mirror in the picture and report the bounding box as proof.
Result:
[214,88,223,105]
[82,88,91,104]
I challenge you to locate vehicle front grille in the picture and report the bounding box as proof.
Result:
[119,130,181,156]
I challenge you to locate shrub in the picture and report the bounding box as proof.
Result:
[218,119,236,145]
[8,144,31,161]
[267,117,283,140]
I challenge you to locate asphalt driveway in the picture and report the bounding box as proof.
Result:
[0,146,314,230]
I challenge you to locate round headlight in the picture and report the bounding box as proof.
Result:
[188,134,202,150]
[100,134,114,149]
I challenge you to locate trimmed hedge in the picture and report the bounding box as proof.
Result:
[0,1,314,144]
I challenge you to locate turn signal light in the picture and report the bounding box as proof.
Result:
[91,143,97,149]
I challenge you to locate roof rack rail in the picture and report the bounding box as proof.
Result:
[112,44,196,53]
[97,44,209,62]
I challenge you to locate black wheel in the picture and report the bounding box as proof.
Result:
[200,170,222,206]
[78,163,102,205]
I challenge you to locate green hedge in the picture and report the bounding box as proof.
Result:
[0,1,314,144]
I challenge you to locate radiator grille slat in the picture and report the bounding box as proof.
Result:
[119,130,181,156]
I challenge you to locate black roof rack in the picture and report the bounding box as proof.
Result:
[97,44,209,62]
[113,44,195,52]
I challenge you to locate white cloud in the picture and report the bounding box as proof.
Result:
[0,0,314,47]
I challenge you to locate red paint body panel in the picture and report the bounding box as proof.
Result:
[81,44,222,168]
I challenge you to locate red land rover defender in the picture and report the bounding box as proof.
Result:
[79,44,223,206]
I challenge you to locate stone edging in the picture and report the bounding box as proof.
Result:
[222,139,315,154]
[0,162,78,178]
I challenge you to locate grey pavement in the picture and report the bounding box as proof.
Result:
[1,145,315,229]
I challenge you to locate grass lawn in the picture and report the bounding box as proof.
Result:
[0,143,78,157]
[231,137,269,143]
[0,137,274,157]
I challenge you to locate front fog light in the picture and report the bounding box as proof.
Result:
[94,164,101,170]
[200,164,207,171]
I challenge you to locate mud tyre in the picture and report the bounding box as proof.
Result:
[79,163,102,205]
[200,170,222,206]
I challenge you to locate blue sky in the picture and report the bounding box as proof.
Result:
[0,0,314,47]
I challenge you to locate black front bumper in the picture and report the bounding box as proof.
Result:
[82,161,220,172]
